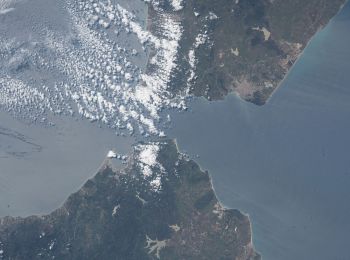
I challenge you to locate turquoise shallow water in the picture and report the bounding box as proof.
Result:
[168,3,350,260]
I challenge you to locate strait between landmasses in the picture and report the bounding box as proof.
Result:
[0,0,347,259]
[0,140,260,260]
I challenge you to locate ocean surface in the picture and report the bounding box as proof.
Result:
[0,112,134,217]
[168,3,350,260]
[0,0,147,217]
[1,1,350,259]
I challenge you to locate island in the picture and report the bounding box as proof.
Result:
[0,140,260,260]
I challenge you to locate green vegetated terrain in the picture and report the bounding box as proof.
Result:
[0,140,260,260]
[171,0,346,105]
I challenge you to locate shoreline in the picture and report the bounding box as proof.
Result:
[264,0,349,106]
[173,138,262,259]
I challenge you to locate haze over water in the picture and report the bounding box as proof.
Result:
[0,112,134,217]
[0,1,349,259]
[168,3,350,260]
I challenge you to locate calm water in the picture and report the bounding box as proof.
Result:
[0,0,147,217]
[168,3,350,260]
[0,112,134,217]
[1,1,350,259]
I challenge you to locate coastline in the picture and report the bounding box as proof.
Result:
[263,1,348,106]
[0,139,261,259]
[173,138,261,259]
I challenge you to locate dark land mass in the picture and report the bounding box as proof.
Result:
[0,140,260,260]
[159,0,347,105]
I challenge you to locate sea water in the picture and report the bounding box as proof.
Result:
[168,3,350,259]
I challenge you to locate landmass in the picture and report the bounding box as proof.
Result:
[0,0,346,136]
[165,0,347,105]
[0,140,260,259]
[0,1,346,259]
